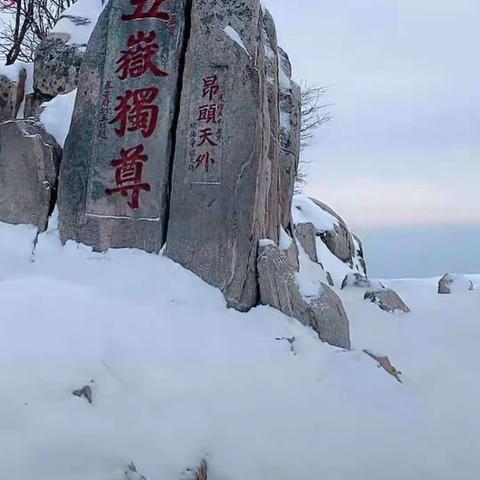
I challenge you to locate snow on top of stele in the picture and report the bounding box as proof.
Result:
[1,215,480,480]
[50,0,106,47]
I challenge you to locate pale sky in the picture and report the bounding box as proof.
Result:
[264,0,480,229]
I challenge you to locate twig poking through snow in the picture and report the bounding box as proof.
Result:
[364,350,403,384]
[276,337,297,355]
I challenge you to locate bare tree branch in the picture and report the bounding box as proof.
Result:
[0,0,77,64]
[296,83,333,189]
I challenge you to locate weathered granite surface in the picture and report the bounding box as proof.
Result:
[278,47,301,233]
[295,222,318,263]
[166,1,280,311]
[34,34,84,98]
[0,69,26,122]
[0,120,62,231]
[257,242,351,349]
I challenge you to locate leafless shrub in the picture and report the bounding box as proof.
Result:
[0,0,77,64]
[296,83,333,189]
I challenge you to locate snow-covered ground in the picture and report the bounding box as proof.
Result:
[1,218,479,480]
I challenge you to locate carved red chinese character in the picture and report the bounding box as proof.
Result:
[109,87,159,138]
[105,144,151,210]
[198,104,220,123]
[202,75,220,101]
[116,31,168,80]
[122,0,170,21]
[197,128,218,147]
[195,151,215,172]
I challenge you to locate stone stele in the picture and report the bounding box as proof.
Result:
[58,0,189,252]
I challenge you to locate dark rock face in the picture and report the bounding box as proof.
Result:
[0,69,26,122]
[34,34,84,98]
[257,242,351,349]
[364,289,411,314]
[166,1,281,311]
[438,273,475,294]
[0,120,61,231]
[58,0,189,253]
[295,222,318,263]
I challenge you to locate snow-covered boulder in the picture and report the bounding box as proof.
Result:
[26,0,105,116]
[257,241,351,349]
[364,289,411,314]
[0,120,61,231]
[0,64,27,121]
[438,273,475,294]
[342,273,384,290]
[292,195,368,286]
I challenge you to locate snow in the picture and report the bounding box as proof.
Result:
[279,227,293,250]
[50,0,106,48]
[39,89,77,147]
[223,25,251,58]
[1,216,480,480]
[0,61,34,95]
[293,194,338,232]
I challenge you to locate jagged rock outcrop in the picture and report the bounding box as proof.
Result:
[0,120,61,231]
[257,242,351,349]
[438,273,475,294]
[364,289,411,314]
[166,0,283,310]
[59,0,189,253]
[292,195,368,279]
[0,68,26,122]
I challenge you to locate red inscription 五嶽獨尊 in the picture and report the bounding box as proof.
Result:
[116,31,169,80]
[122,0,170,22]
[109,87,159,138]
[105,144,151,210]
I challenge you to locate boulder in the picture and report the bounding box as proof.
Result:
[58,0,190,253]
[309,197,356,264]
[257,242,351,349]
[0,120,62,231]
[364,289,410,314]
[34,34,84,98]
[23,91,52,119]
[166,1,280,311]
[438,273,475,294]
[0,68,26,122]
[295,222,318,263]
[292,195,368,275]
[342,273,384,290]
